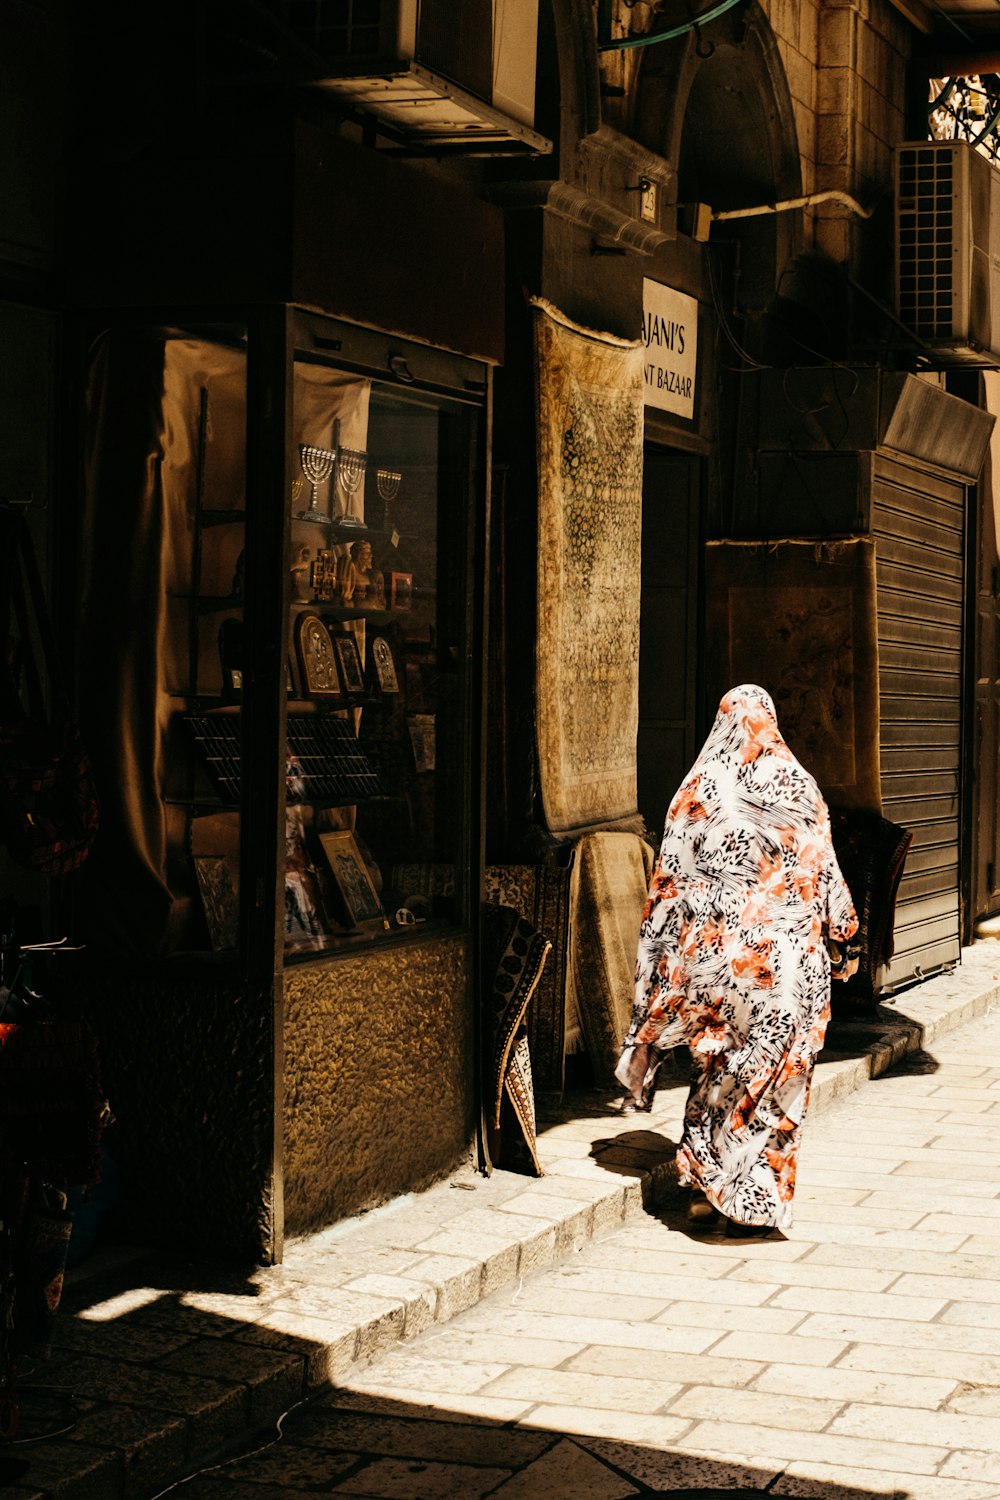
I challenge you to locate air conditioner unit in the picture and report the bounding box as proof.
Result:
[296,0,550,156]
[894,139,1000,366]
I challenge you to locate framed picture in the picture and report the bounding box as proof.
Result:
[295,613,342,697]
[332,631,366,695]
[369,635,399,695]
[390,571,413,611]
[407,713,436,773]
[318,829,386,928]
[193,855,240,951]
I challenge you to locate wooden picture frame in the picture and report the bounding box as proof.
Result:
[407,712,436,773]
[332,631,365,695]
[193,855,240,951]
[390,571,413,611]
[295,613,342,697]
[369,635,399,695]
[318,829,386,928]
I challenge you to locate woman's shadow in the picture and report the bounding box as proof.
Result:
[581,1056,731,1244]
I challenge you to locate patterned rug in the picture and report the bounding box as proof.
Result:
[705,538,881,811]
[531,297,645,839]
[830,808,914,1005]
[480,904,550,1177]
[568,832,655,1086]
[484,858,575,1096]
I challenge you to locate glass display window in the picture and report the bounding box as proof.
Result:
[78,312,484,966]
[282,348,479,959]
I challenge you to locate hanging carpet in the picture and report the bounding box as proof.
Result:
[531,297,645,839]
[480,903,550,1177]
[484,857,574,1095]
[568,832,655,1086]
[705,538,881,812]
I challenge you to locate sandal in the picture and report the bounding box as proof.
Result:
[619,1089,653,1115]
[686,1191,718,1225]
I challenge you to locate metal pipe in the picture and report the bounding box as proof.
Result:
[711,189,873,223]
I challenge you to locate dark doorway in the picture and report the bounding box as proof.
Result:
[637,449,701,838]
[970,428,1000,929]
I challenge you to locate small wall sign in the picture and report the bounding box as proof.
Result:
[642,278,698,421]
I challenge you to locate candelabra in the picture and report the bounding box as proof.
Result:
[298,444,336,523]
[376,468,402,530]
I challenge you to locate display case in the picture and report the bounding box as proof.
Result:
[280,321,480,958]
[78,310,485,969]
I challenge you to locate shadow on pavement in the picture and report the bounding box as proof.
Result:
[0,1252,922,1500]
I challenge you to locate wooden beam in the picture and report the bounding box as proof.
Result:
[888,0,935,34]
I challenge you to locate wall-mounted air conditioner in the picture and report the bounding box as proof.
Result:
[894,139,1000,367]
[300,0,550,156]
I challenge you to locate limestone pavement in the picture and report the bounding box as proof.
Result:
[3,944,1000,1498]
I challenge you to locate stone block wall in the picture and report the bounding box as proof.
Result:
[600,0,914,270]
[282,933,474,1235]
[763,0,911,266]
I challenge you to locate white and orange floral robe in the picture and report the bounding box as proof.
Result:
[616,684,858,1231]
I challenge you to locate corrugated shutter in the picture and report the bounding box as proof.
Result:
[873,453,965,985]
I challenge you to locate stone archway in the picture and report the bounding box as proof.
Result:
[635,3,803,345]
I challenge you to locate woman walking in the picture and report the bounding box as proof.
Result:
[617,684,858,1235]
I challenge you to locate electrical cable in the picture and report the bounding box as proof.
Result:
[146,1393,311,1498]
[598,0,743,51]
[707,253,771,371]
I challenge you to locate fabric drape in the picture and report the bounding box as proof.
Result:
[617,684,857,1230]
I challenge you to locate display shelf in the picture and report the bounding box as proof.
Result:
[289,600,395,626]
[167,692,230,705]
[184,711,385,805]
[170,593,243,614]
[164,795,238,816]
[200,508,246,526]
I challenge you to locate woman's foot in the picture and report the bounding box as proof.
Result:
[686,1190,718,1226]
[619,1091,653,1115]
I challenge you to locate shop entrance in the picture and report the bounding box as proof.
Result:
[970,388,1000,932]
[637,448,701,839]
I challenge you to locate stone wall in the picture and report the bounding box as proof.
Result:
[760,0,911,266]
[282,933,474,1235]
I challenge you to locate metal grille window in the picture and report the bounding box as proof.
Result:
[896,146,955,339]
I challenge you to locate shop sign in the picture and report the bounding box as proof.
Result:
[642,279,697,420]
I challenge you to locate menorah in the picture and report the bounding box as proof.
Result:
[298,443,337,523]
[336,447,368,518]
[376,468,402,529]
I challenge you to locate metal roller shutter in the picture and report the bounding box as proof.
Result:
[873,453,965,986]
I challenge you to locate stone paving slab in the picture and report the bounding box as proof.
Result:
[0,944,998,1498]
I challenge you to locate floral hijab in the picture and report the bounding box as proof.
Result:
[628,683,858,1054]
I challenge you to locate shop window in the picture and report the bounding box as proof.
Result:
[79,317,482,963]
[284,356,477,958]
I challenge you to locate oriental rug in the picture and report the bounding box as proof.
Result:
[705,538,881,812]
[830,808,913,1005]
[480,902,550,1177]
[531,297,645,839]
[568,832,655,1086]
[484,856,575,1096]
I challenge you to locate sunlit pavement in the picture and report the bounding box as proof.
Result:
[179,995,1000,1499]
[3,945,1000,1499]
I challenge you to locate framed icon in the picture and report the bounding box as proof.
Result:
[295,613,342,697]
[407,713,436,773]
[193,855,240,951]
[369,635,399,695]
[318,829,386,929]
[332,631,366,695]
[390,571,413,611]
